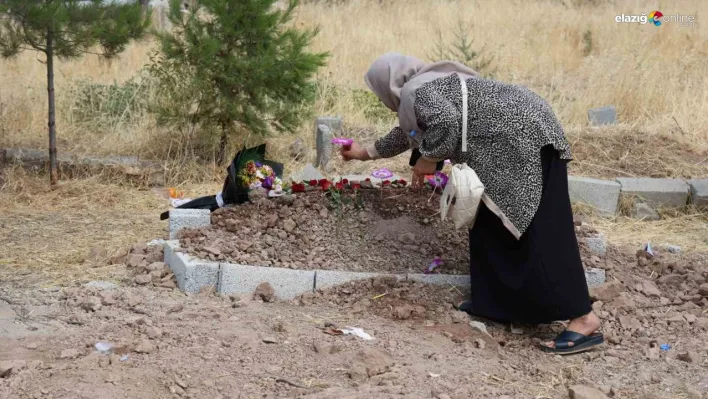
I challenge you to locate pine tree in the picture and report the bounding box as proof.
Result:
[149,0,328,164]
[0,1,150,186]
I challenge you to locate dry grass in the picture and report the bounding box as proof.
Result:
[0,0,707,179]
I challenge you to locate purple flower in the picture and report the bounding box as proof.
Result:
[262,175,274,189]
[428,171,448,188]
[444,159,452,165]
[424,257,444,274]
[331,137,353,146]
[371,168,393,179]
[255,162,262,167]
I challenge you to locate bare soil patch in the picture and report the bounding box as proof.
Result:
[180,189,470,274]
[1,241,708,399]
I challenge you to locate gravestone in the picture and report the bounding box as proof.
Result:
[314,116,342,170]
[587,105,617,126]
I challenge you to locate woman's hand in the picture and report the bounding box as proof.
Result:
[412,157,437,176]
[411,157,437,189]
[340,142,370,162]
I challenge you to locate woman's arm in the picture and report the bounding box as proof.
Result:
[364,126,411,160]
[415,79,463,162]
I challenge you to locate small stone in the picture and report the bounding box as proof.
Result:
[126,294,143,308]
[174,376,188,389]
[59,348,81,359]
[394,306,413,320]
[94,287,115,303]
[664,244,681,254]
[80,297,102,312]
[319,208,329,218]
[167,304,183,314]
[677,351,697,363]
[568,384,610,399]
[134,339,155,354]
[262,337,278,344]
[132,243,148,254]
[126,254,145,268]
[641,280,662,298]
[0,361,15,378]
[159,280,177,289]
[203,246,221,256]
[469,320,488,334]
[699,283,708,297]
[254,282,275,302]
[148,262,167,273]
[289,138,308,160]
[398,232,416,245]
[134,275,152,285]
[283,219,296,233]
[450,311,469,324]
[658,274,684,287]
[590,281,622,303]
[146,327,163,339]
[352,347,394,378]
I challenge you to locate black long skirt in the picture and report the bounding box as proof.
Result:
[468,145,592,324]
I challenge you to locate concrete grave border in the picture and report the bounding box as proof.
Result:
[162,240,607,298]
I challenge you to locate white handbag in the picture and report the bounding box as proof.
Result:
[439,74,485,230]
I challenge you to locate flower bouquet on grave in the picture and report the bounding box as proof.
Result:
[159,144,285,220]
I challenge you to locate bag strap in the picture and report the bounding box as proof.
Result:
[458,74,468,153]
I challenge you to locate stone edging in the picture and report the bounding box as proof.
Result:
[568,176,707,218]
[161,235,606,298]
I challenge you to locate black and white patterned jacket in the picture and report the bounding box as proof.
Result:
[368,73,573,237]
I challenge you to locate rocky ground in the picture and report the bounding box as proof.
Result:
[180,189,471,274]
[2,236,708,399]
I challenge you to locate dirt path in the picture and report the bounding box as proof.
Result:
[1,241,707,399]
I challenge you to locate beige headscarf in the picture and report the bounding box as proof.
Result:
[364,52,480,136]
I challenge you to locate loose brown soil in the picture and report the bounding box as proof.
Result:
[2,240,708,399]
[180,189,471,274]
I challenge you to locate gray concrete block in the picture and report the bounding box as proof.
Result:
[314,270,385,291]
[688,178,708,207]
[583,233,607,257]
[406,273,470,288]
[616,177,690,208]
[168,208,211,239]
[219,263,315,300]
[568,176,621,215]
[585,268,606,289]
[587,105,617,126]
[163,241,219,293]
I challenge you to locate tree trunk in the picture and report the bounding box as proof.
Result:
[218,122,228,165]
[46,28,58,186]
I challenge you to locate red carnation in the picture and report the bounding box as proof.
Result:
[308,179,318,186]
[365,178,371,182]
[291,183,306,192]
[342,178,349,185]
[399,179,407,185]
[335,182,344,191]
[318,179,328,187]
[320,180,332,191]
[352,183,361,190]
[382,180,391,186]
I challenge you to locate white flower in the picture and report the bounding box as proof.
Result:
[275,184,282,191]
[255,170,264,179]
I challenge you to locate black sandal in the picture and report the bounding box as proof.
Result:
[538,330,604,355]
